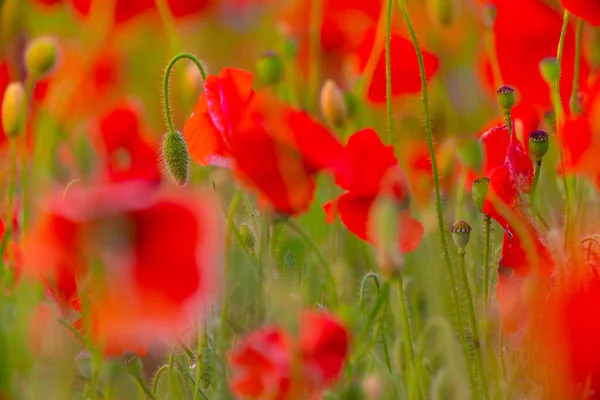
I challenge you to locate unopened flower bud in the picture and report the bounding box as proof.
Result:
[320,79,347,129]
[256,51,284,86]
[457,139,483,171]
[240,223,256,251]
[75,350,93,380]
[24,36,58,79]
[427,0,455,28]
[496,86,515,111]
[539,57,560,85]
[472,177,490,213]
[451,220,472,249]
[123,352,143,378]
[344,92,358,120]
[1,82,24,137]
[161,130,189,186]
[482,3,496,29]
[528,130,549,159]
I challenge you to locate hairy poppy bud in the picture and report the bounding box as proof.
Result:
[320,79,347,129]
[496,86,515,111]
[472,177,490,213]
[200,338,214,389]
[256,51,284,86]
[240,223,256,251]
[451,220,472,250]
[457,139,483,171]
[161,130,189,186]
[539,57,560,85]
[529,130,549,159]
[1,82,24,137]
[427,0,455,28]
[123,352,143,379]
[25,36,58,79]
[482,3,496,29]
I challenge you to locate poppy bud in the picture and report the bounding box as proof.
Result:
[240,223,255,251]
[539,57,560,85]
[24,36,58,79]
[200,339,214,389]
[427,0,455,28]
[320,79,348,129]
[75,350,93,380]
[1,82,24,137]
[123,352,143,379]
[256,51,284,86]
[457,139,483,171]
[451,220,472,250]
[472,178,490,213]
[161,130,189,186]
[528,130,549,159]
[496,86,515,111]
[482,3,496,29]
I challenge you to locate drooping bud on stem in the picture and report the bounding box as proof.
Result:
[320,79,348,130]
[162,130,189,186]
[1,82,24,137]
[256,51,284,86]
[540,57,560,86]
[472,178,490,213]
[25,36,58,79]
[529,130,550,160]
[451,220,472,250]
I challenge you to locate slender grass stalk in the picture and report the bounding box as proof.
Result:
[192,327,203,400]
[482,214,491,312]
[385,0,394,148]
[396,277,422,399]
[531,159,542,203]
[133,376,156,400]
[154,0,182,51]
[19,78,35,231]
[395,0,478,395]
[308,0,322,110]
[3,139,17,291]
[571,19,583,115]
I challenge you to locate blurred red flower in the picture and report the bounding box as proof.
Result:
[94,101,161,184]
[184,67,348,215]
[23,183,221,355]
[481,0,589,111]
[0,60,11,148]
[324,128,423,253]
[230,311,349,399]
[560,0,600,26]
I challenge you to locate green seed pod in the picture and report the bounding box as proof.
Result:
[240,223,256,251]
[1,82,24,137]
[427,0,455,28]
[496,86,515,111]
[472,177,490,213]
[256,51,284,86]
[457,139,483,171]
[529,130,550,159]
[320,79,348,129]
[162,130,189,186]
[451,220,472,250]
[200,335,214,389]
[539,57,560,85]
[25,36,58,79]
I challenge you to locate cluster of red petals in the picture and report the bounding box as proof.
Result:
[481,0,589,111]
[324,129,423,253]
[0,60,11,148]
[560,0,600,26]
[184,67,348,215]
[229,311,349,399]
[94,101,161,184]
[34,0,211,22]
[277,0,439,103]
[23,183,221,355]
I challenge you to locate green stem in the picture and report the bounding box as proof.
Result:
[154,0,182,52]
[455,168,467,221]
[3,138,17,291]
[530,159,542,203]
[152,365,169,396]
[19,78,35,231]
[396,276,422,399]
[570,18,583,115]
[163,53,207,136]
[385,0,394,149]
[256,208,271,321]
[192,327,203,400]
[307,0,322,110]
[168,352,176,397]
[395,0,477,395]
[458,247,489,400]
[134,376,157,400]
[482,214,491,312]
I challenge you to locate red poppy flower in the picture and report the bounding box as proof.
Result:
[184,67,348,215]
[0,60,11,148]
[560,0,600,26]
[23,183,221,355]
[229,327,293,399]
[324,128,423,253]
[229,311,349,399]
[95,101,161,184]
[481,0,589,111]
[69,0,210,23]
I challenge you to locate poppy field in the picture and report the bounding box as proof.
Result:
[2,0,600,399]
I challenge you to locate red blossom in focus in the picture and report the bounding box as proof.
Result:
[23,183,221,356]
[230,311,349,399]
[560,0,600,26]
[94,101,161,185]
[324,128,423,253]
[481,0,589,111]
[184,67,348,215]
